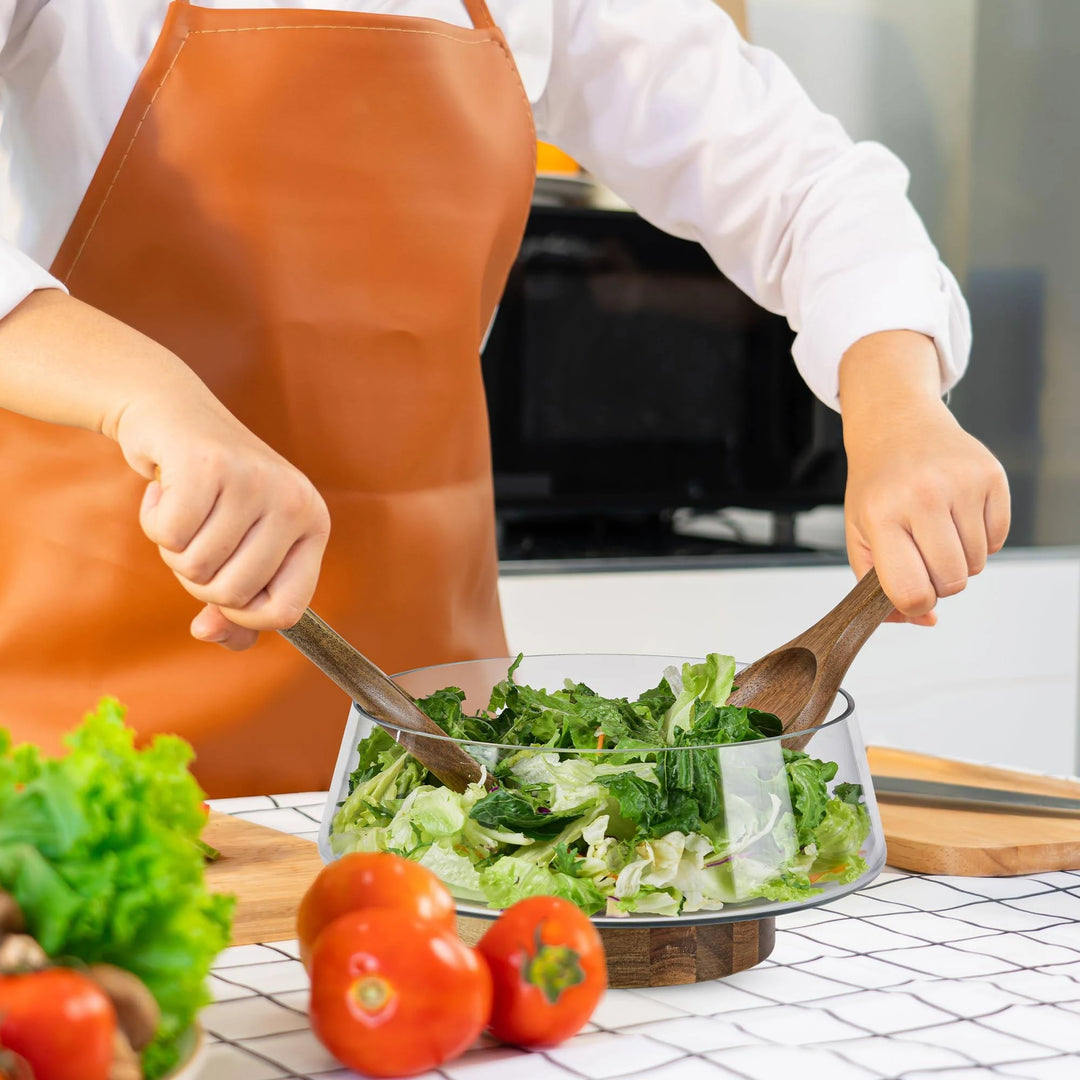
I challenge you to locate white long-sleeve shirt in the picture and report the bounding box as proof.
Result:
[0,0,969,408]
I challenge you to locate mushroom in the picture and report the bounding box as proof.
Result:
[0,934,47,973]
[108,1029,142,1080]
[0,1047,34,1080]
[87,963,161,1052]
[0,891,25,936]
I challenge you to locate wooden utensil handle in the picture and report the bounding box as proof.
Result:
[780,567,893,740]
[805,567,895,682]
[279,609,487,793]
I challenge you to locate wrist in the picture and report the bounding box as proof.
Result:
[838,330,943,413]
[0,289,199,441]
[838,330,955,455]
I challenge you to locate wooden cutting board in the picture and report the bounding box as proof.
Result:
[867,746,1080,876]
[203,811,325,946]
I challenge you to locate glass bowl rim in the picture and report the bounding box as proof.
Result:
[359,652,857,754]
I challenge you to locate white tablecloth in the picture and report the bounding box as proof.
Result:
[198,792,1080,1080]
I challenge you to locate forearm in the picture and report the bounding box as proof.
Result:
[0,288,206,444]
[838,330,949,441]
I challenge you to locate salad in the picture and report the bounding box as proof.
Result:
[329,654,871,918]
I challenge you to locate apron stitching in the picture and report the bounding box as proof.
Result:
[190,25,493,40]
[65,26,523,280]
[484,36,538,265]
[488,36,538,151]
[65,36,193,279]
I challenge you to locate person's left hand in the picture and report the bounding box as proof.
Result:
[839,331,1011,625]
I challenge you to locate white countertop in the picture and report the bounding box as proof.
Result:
[197,793,1080,1080]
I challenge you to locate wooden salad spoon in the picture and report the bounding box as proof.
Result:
[282,568,891,791]
[279,609,490,793]
[726,567,895,742]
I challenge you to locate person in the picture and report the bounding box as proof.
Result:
[0,0,1009,796]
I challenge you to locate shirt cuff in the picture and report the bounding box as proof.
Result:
[0,241,68,321]
[790,252,971,411]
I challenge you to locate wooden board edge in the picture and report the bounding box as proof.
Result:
[885,836,1080,877]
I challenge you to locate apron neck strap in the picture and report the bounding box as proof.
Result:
[461,0,496,29]
[172,1,493,28]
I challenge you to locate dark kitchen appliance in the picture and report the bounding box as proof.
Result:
[481,204,847,559]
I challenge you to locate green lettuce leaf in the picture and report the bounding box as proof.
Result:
[661,654,737,739]
[478,856,607,915]
[600,772,701,839]
[0,699,234,1080]
[469,788,581,840]
[783,749,839,846]
[812,796,871,867]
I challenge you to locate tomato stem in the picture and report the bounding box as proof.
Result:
[522,922,585,1005]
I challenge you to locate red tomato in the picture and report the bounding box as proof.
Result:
[309,909,492,1077]
[298,851,456,968]
[477,895,607,1048]
[0,968,116,1080]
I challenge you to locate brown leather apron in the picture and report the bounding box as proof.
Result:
[0,0,535,796]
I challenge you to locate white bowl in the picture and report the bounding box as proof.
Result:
[162,1025,205,1080]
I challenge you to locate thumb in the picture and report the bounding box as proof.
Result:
[139,477,164,534]
[190,604,259,651]
[844,520,874,581]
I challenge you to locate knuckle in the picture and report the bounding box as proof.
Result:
[909,480,947,515]
[149,517,189,554]
[283,483,315,521]
[182,563,217,588]
[858,489,896,522]
[274,596,308,629]
[892,584,936,615]
[240,459,271,498]
[170,551,217,586]
[311,508,331,547]
[987,459,1010,488]
[213,582,256,611]
[282,476,327,527]
[193,444,230,480]
[935,576,967,598]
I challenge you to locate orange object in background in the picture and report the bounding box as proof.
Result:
[537,141,580,175]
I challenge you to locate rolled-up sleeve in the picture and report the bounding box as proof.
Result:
[0,0,68,321]
[536,0,970,409]
[0,240,66,320]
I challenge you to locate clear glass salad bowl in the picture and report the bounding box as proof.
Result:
[319,654,886,927]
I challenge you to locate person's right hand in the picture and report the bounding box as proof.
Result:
[115,389,330,651]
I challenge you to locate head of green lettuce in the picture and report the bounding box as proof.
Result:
[0,698,234,1080]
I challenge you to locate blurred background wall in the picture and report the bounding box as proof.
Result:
[744,0,1080,547]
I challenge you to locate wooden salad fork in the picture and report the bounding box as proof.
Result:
[279,610,490,793]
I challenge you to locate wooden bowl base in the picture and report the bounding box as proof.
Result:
[456,914,775,988]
